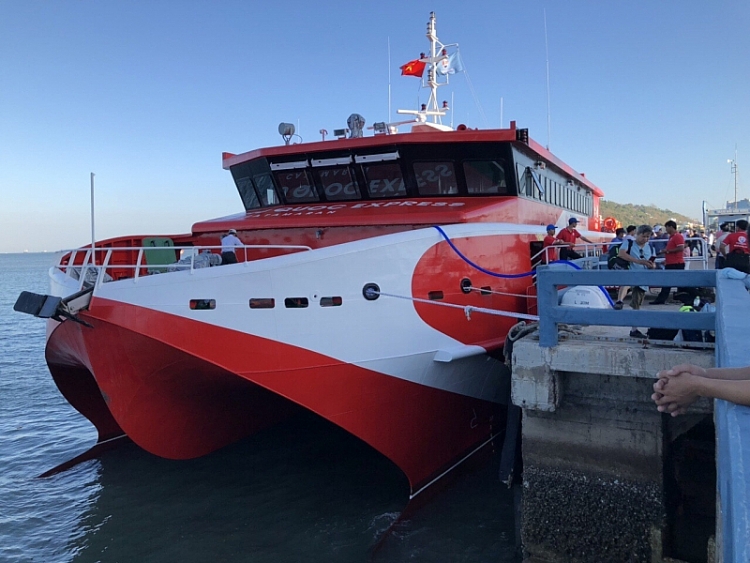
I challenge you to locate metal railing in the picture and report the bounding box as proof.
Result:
[535,268,716,347]
[531,237,711,271]
[56,244,313,292]
[713,276,750,562]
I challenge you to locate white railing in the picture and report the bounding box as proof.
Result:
[531,238,711,271]
[531,241,606,268]
[56,244,314,291]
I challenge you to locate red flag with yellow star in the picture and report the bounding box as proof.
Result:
[400,59,426,77]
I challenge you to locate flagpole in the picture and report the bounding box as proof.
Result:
[544,9,551,150]
[90,172,96,258]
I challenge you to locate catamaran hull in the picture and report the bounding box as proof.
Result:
[45,308,503,494]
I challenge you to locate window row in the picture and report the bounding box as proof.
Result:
[188,297,343,310]
[236,158,510,208]
[518,165,593,216]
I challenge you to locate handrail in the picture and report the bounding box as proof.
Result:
[535,268,717,347]
[55,243,315,291]
[713,276,750,561]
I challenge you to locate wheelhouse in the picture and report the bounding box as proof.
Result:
[223,126,601,227]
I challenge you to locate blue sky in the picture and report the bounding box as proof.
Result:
[1,0,747,252]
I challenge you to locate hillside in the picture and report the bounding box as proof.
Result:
[599,201,700,229]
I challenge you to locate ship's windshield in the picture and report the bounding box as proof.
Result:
[314,167,362,201]
[464,160,508,195]
[274,169,319,203]
[363,162,406,198]
[228,143,552,209]
[413,162,458,195]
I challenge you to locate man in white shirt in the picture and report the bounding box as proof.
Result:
[616,225,656,338]
[221,229,243,265]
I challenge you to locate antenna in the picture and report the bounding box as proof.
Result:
[728,146,739,207]
[388,36,392,123]
[544,9,551,150]
[500,97,503,128]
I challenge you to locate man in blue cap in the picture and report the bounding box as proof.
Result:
[542,224,560,263]
[555,217,594,260]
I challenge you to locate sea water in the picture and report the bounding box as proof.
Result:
[0,253,520,563]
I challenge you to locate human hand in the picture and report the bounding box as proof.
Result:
[657,364,708,380]
[652,370,701,416]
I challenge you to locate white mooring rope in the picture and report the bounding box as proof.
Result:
[375,291,540,322]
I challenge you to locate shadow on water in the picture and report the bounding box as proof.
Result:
[68,412,407,563]
[66,410,520,563]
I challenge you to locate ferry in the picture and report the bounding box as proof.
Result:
[16,13,606,497]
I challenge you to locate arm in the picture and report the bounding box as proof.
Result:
[652,364,750,416]
[720,240,729,257]
[579,235,594,244]
[660,243,684,256]
[619,247,655,268]
[659,363,750,381]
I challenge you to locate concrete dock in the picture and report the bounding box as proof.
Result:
[513,325,714,562]
[512,267,750,563]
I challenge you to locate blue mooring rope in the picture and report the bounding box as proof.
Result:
[431,225,615,307]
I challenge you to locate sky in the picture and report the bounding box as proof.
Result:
[1,0,748,252]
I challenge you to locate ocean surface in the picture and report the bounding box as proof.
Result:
[0,252,521,563]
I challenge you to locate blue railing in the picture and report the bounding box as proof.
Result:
[714,276,750,563]
[535,269,716,347]
[535,267,750,561]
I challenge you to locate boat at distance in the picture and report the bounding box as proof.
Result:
[16,12,607,498]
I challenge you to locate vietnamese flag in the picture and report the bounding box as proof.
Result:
[400,59,426,77]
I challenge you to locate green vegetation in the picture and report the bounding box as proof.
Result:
[600,201,700,228]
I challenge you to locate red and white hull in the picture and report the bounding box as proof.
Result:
[45,224,533,494]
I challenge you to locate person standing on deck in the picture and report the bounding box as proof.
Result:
[720,219,750,274]
[615,225,656,338]
[555,218,594,260]
[221,229,243,265]
[714,223,733,269]
[542,224,562,263]
[651,220,688,305]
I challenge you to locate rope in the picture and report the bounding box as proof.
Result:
[431,225,615,307]
[466,285,537,299]
[432,226,535,279]
[376,290,540,322]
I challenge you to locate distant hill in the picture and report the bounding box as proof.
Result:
[600,201,700,229]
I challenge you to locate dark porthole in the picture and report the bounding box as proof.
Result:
[249,298,275,309]
[320,296,342,307]
[284,297,309,308]
[189,299,216,310]
[428,291,444,300]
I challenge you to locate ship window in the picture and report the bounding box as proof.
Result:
[362,162,406,198]
[254,174,279,206]
[189,299,215,310]
[284,297,309,308]
[464,160,508,195]
[236,177,261,209]
[320,296,342,307]
[314,166,362,201]
[413,162,458,195]
[428,291,444,300]
[249,298,275,309]
[274,169,319,203]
